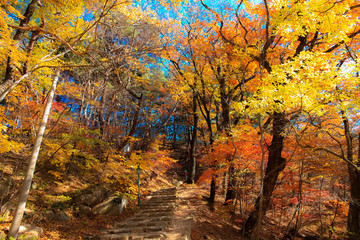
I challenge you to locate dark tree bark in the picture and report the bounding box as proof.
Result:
[218,74,237,205]
[243,112,287,236]
[219,76,230,132]
[347,167,360,239]
[342,112,360,239]
[197,85,216,199]
[224,163,236,205]
[23,30,41,74]
[209,176,217,204]
[3,0,41,84]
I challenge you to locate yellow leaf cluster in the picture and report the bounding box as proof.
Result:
[246,51,355,116]
[0,126,24,154]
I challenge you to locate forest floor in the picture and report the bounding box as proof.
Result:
[0,149,243,240]
[1,170,322,240]
[1,151,315,240]
[0,183,244,240]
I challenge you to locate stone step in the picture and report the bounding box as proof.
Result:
[143,199,176,203]
[100,232,164,240]
[140,209,173,214]
[148,198,176,202]
[141,208,173,212]
[144,201,174,205]
[123,216,172,225]
[149,194,176,198]
[151,188,176,192]
[142,201,176,206]
[151,191,175,194]
[139,213,173,219]
[126,216,173,223]
[141,205,174,210]
[147,194,176,198]
[139,209,174,216]
[106,226,163,234]
[147,198,174,202]
[150,193,175,196]
[114,220,171,228]
[149,192,176,196]
[139,208,173,213]
[141,205,175,209]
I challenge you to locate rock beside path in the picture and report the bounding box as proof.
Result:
[18,224,43,240]
[44,210,71,221]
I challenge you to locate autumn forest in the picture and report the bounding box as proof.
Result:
[1,0,360,239]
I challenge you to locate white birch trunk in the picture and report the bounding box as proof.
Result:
[7,66,61,239]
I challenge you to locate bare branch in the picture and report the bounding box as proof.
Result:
[325,28,360,53]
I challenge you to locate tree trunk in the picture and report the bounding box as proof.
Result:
[209,176,217,204]
[23,30,40,74]
[98,82,107,139]
[7,66,60,239]
[223,170,228,194]
[219,74,238,205]
[219,76,230,133]
[196,93,215,201]
[224,163,236,205]
[342,111,360,239]
[173,124,177,148]
[243,112,287,236]
[3,0,41,85]
[207,133,215,203]
[250,114,267,240]
[118,94,143,151]
[189,94,198,184]
[348,166,360,239]
[0,0,41,101]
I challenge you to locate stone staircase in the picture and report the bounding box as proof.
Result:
[99,188,177,240]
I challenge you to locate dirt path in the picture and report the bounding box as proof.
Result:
[174,184,242,240]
